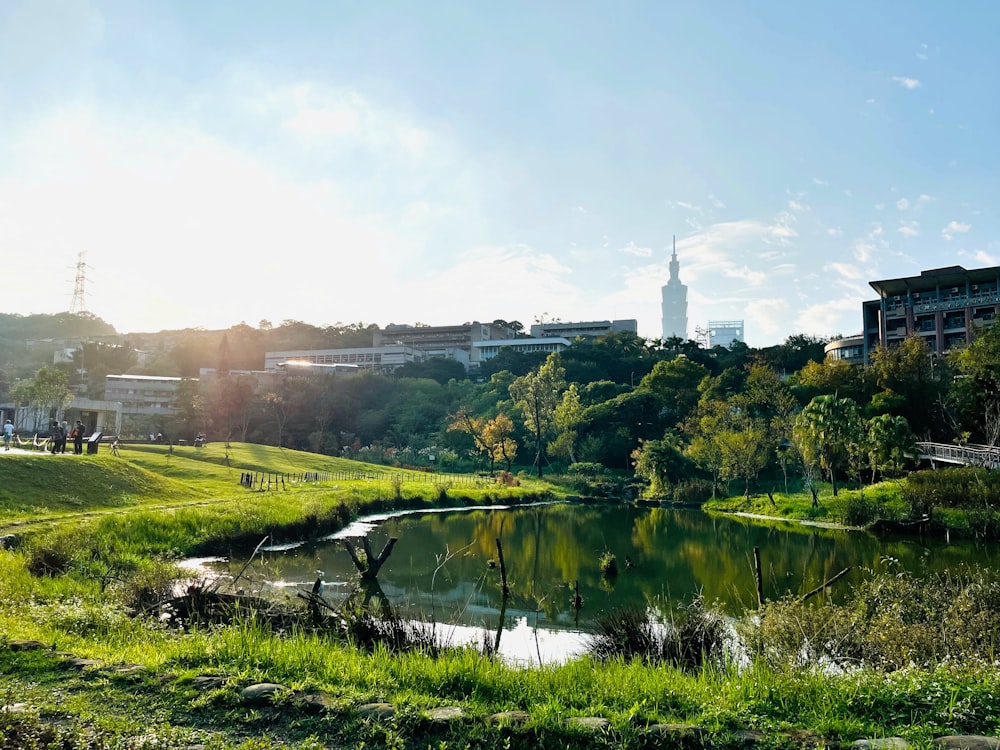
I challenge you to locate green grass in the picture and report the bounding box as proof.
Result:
[2,446,999,748]
[704,480,909,527]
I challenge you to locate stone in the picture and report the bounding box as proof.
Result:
[489,710,531,726]
[295,692,339,714]
[854,739,911,750]
[0,703,30,713]
[240,683,287,705]
[7,639,47,651]
[566,716,610,731]
[64,657,102,670]
[190,675,226,691]
[426,706,465,722]
[934,737,1000,750]
[357,702,396,719]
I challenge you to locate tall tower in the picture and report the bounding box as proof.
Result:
[69,251,89,315]
[661,236,688,340]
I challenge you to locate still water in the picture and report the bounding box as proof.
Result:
[204,503,1000,664]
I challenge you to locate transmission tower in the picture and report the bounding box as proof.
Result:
[69,251,90,314]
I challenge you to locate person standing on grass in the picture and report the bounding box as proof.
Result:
[72,420,85,454]
[50,422,63,454]
[3,419,14,451]
[59,420,69,453]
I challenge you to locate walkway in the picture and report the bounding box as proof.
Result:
[916,441,1000,470]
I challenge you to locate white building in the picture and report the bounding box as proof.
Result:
[471,337,572,364]
[708,320,745,349]
[529,319,637,339]
[264,345,429,374]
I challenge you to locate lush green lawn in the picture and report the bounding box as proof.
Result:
[2,446,999,749]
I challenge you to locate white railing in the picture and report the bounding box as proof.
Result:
[916,441,1000,470]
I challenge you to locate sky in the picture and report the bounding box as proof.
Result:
[1,1,998,347]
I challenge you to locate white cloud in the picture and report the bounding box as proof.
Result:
[972,249,999,265]
[826,263,864,280]
[826,227,843,238]
[796,298,864,338]
[898,221,920,238]
[724,266,767,286]
[896,198,909,211]
[620,241,652,257]
[942,220,971,240]
[744,298,790,338]
[708,193,726,209]
[892,76,921,90]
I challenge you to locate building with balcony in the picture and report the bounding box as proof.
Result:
[371,321,518,369]
[824,334,865,364]
[529,319,637,339]
[264,344,428,374]
[862,265,1000,359]
[471,337,572,364]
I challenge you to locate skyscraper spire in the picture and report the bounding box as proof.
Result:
[661,236,688,341]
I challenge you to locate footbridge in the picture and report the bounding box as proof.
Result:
[916,442,1000,470]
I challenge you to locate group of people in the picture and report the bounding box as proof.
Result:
[49,420,86,454]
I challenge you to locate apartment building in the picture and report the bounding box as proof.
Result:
[862,265,1000,358]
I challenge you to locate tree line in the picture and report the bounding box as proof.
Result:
[4,314,999,496]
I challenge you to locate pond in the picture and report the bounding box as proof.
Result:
[202,503,1000,664]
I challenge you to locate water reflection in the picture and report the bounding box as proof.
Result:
[207,503,1000,663]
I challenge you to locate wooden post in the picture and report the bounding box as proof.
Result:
[800,567,851,602]
[495,537,510,597]
[753,546,764,609]
[343,536,399,581]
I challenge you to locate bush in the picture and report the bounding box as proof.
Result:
[588,595,732,671]
[749,566,1000,670]
[568,462,607,476]
[671,478,715,505]
[841,493,879,527]
[905,467,1000,511]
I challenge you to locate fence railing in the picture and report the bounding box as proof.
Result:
[916,441,1000,470]
[238,469,498,491]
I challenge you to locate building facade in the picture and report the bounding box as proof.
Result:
[824,335,865,364]
[471,337,572,364]
[264,345,428,374]
[661,237,688,340]
[529,319,637,339]
[708,320,745,349]
[372,321,517,369]
[862,265,1000,359]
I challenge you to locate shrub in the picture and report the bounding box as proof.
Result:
[841,493,879,527]
[567,462,607,476]
[588,596,732,671]
[671,478,715,505]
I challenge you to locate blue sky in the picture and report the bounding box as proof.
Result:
[1,1,997,346]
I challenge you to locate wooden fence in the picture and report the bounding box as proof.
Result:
[238,469,495,491]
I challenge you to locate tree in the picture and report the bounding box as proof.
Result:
[792,394,861,497]
[483,413,518,473]
[869,335,943,436]
[9,367,73,432]
[509,354,567,477]
[867,413,916,480]
[549,383,584,464]
[638,356,709,427]
[950,323,1000,447]
[631,434,689,497]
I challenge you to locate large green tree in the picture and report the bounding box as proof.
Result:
[793,394,861,497]
[509,354,567,476]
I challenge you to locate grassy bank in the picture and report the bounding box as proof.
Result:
[2,447,1000,748]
